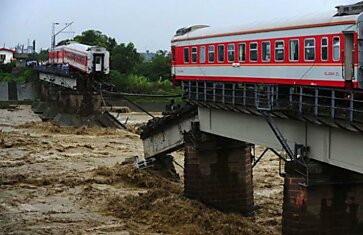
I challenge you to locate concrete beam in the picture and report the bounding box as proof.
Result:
[142,115,197,158]
[39,72,76,89]
[198,107,363,174]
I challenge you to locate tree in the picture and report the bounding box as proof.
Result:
[25,49,49,62]
[39,50,49,61]
[56,39,72,46]
[52,29,173,90]
[138,51,171,81]
[111,42,141,74]
[27,52,39,61]
[105,37,117,54]
[57,30,117,53]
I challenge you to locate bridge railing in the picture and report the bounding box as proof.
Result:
[289,86,363,124]
[182,81,290,111]
[34,65,71,78]
[182,80,363,131]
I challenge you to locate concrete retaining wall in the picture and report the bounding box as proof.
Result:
[0,81,36,101]
[0,82,8,101]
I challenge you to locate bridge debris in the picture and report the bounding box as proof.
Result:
[140,105,197,159]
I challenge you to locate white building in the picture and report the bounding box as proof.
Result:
[0,48,15,64]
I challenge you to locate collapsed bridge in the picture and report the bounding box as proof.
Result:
[141,2,363,234]
[141,82,363,234]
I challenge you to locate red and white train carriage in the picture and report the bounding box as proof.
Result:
[49,42,110,75]
[171,7,363,90]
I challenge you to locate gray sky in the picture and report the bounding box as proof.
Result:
[0,0,358,52]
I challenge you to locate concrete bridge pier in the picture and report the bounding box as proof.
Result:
[39,82,102,116]
[56,91,102,116]
[183,123,254,215]
[282,160,363,235]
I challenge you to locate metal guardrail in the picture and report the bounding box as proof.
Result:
[33,65,71,78]
[182,81,284,110]
[289,86,363,124]
[182,80,363,131]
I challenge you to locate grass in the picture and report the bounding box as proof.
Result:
[0,68,35,82]
[0,102,13,109]
[109,70,182,96]
[0,101,33,108]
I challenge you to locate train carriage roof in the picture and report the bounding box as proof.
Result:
[53,42,107,54]
[172,10,362,43]
[65,42,93,52]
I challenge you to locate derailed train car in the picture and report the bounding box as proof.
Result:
[48,42,110,77]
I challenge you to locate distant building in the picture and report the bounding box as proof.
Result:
[0,48,16,64]
[14,44,35,54]
[13,53,29,67]
[140,50,156,62]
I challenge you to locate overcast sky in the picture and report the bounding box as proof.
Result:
[0,0,358,52]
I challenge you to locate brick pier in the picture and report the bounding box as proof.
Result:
[183,124,254,215]
[282,160,363,234]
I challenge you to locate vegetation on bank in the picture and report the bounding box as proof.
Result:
[3,30,179,95]
[60,30,179,95]
[109,70,180,95]
[0,62,15,73]
[0,63,34,82]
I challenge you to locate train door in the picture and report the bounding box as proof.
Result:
[357,21,363,89]
[343,31,355,86]
[93,54,104,73]
[171,46,176,77]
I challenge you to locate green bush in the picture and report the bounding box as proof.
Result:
[152,80,181,95]
[108,69,180,95]
[0,63,15,73]
[127,75,153,93]
[0,68,35,82]
[109,70,128,88]
[109,70,149,93]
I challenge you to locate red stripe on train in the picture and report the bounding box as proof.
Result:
[68,63,88,74]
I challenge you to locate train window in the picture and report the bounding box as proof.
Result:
[289,39,299,61]
[262,42,271,62]
[228,44,235,62]
[184,47,190,63]
[250,42,258,62]
[208,45,215,63]
[238,43,246,62]
[191,47,198,63]
[200,46,206,63]
[333,37,340,61]
[218,45,225,62]
[321,38,328,61]
[275,41,285,61]
[304,39,315,61]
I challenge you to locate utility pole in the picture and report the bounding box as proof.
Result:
[51,22,59,50]
[51,22,74,50]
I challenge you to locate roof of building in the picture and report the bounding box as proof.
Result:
[0,48,16,53]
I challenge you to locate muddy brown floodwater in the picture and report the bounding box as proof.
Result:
[0,105,283,235]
